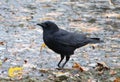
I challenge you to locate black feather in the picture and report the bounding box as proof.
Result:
[37,21,103,68]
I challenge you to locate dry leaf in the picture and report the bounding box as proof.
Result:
[40,43,46,52]
[97,62,109,70]
[53,72,70,77]
[8,67,23,78]
[114,77,120,82]
[95,62,110,73]
[39,69,48,73]
[72,62,84,72]
[3,58,8,63]
[109,70,117,75]
[0,42,4,45]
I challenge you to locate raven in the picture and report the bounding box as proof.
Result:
[37,21,103,68]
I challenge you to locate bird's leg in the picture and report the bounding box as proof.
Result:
[61,55,70,68]
[57,54,64,68]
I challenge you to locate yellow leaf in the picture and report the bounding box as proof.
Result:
[8,67,23,78]
[40,43,46,52]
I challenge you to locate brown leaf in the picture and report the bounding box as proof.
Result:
[0,42,4,45]
[114,77,120,82]
[109,70,117,75]
[3,58,8,62]
[95,62,110,73]
[39,69,48,73]
[72,62,84,72]
[97,62,109,70]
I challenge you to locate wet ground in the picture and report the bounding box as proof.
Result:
[0,0,120,81]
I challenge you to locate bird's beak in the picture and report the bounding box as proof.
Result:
[37,23,42,26]
[37,23,45,27]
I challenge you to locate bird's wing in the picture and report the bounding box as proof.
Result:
[53,29,89,47]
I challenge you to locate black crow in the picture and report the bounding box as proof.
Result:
[37,21,103,68]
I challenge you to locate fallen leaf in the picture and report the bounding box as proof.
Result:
[40,43,47,52]
[53,71,70,77]
[53,71,69,81]
[0,42,4,45]
[94,62,110,73]
[3,58,8,62]
[8,67,23,78]
[72,62,84,72]
[97,62,109,70]
[109,70,117,75]
[39,69,48,73]
[114,77,120,82]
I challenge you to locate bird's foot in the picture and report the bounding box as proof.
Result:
[56,65,63,70]
[56,67,63,70]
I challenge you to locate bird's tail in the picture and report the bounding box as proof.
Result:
[88,38,103,43]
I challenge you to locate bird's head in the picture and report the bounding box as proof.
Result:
[37,21,59,32]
